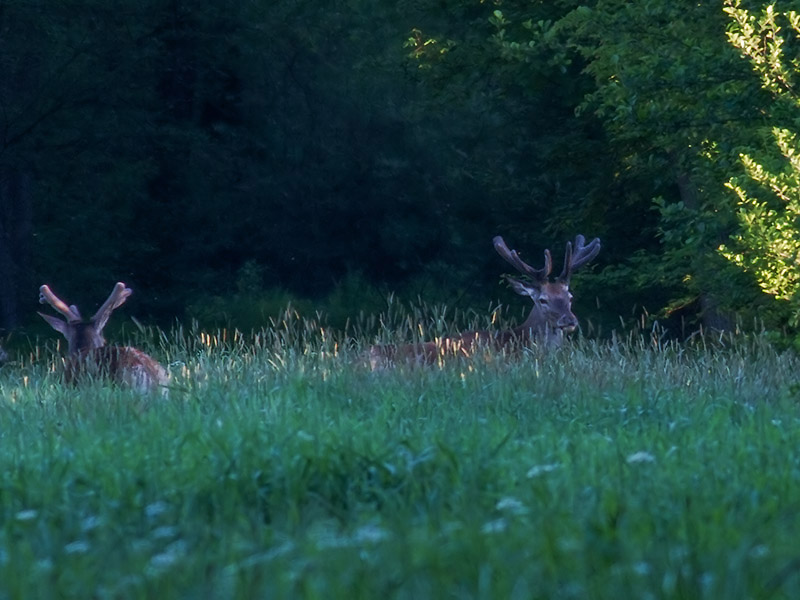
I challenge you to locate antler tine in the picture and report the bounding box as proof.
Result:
[558,241,573,282]
[91,282,132,324]
[39,285,81,322]
[493,236,552,282]
[571,235,601,269]
[559,235,601,283]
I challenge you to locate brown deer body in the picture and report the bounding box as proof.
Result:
[369,235,600,368]
[39,282,169,394]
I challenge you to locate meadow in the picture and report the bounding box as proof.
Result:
[1,310,799,599]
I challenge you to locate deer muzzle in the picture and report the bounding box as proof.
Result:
[557,314,579,333]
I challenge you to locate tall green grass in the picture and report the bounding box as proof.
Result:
[1,311,799,599]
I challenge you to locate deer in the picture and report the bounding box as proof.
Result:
[38,282,169,394]
[368,234,601,368]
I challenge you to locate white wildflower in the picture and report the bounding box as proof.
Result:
[632,561,651,575]
[149,540,187,569]
[81,515,102,532]
[526,463,560,478]
[152,526,178,540]
[626,451,655,464]
[481,518,507,534]
[145,501,169,518]
[495,497,528,515]
[64,540,90,554]
[354,524,390,544]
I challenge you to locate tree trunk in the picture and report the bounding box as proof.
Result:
[0,169,33,331]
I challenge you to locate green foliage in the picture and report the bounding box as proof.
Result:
[721,2,800,330]
[547,1,767,327]
[2,325,800,598]
[9,0,800,340]
[5,0,498,327]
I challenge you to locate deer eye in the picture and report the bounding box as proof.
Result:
[539,298,549,305]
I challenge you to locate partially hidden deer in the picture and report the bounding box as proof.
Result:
[38,282,169,394]
[368,234,601,368]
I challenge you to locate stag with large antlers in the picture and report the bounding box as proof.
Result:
[492,233,601,346]
[369,235,601,368]
[38,282,169,394]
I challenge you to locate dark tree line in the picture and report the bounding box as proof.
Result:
[1,0,797,341]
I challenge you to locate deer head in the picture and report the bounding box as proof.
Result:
[493,235,601,343]
[38,282,168,394]
[39,282,132,354]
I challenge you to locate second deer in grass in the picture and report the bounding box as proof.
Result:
[38,282,169,394]
[368,234,601,368]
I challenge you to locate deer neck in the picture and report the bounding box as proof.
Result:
[68,322,106,355]
[513,304,565,347]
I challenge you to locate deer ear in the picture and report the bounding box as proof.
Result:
[39,312,70,337]
[505,276,541,300]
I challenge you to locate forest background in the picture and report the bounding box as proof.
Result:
[2,0,799,345]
